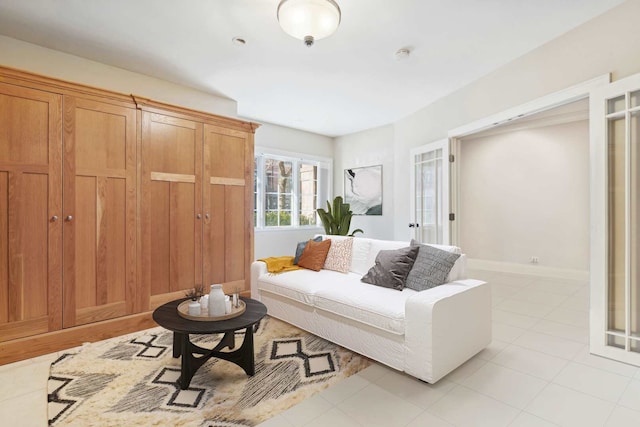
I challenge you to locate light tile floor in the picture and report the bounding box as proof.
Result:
[3,271,640,426]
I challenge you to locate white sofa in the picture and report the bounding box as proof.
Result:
[250,235,491,384]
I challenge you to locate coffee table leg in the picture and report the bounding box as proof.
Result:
[176,325,257,389]
[242,326,255,376]
[178,334,197,390]
[173,332,183,358]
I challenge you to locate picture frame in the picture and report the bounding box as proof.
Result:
[344,165,382,215]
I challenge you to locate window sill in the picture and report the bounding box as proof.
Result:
[254,226,324,233]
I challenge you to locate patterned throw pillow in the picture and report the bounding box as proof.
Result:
[405,239,461,291]
[293,236,322,264]
[323,238,354,273]
[298,239,332,271]
[361,245,419,290]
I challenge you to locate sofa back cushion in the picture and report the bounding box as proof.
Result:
[298,239,332,271]
[315,234,466,282]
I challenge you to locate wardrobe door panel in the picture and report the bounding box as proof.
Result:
[203,124,252,293]
[63,96,136,327]
[0,83,62,342]
[142,112,202,309]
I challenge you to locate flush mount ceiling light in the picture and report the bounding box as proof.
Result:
[277,0,341,47]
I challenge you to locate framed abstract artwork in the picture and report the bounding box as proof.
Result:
[344,165,382,215]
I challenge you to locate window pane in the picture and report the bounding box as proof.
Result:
[632,112,640,337]
[632,90,640,108]
[265,210,278,226]
[608,116,626,333]
[608,95,625,114]
[607,334,625,349]
[281,195,292,210]
[255,153,328,228]
[299,163,318,226]
[266,194,278,210]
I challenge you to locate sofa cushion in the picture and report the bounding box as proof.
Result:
[323,237,353,273]
[406,240,461,291]
[298,239,331,271]
[294,236,322,265]
[361,245,419,290]
[314,277,415,335]
[256,269,334,306]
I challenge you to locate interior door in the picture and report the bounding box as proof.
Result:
[62,96,137,327]
[0,82,62,341]
[203,124,252,294]
[141,111,203,309]
[591,72,640,366]
[409,139,450,244]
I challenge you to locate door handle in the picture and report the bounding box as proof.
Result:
[408,223,415,228]
[65,215,73,222]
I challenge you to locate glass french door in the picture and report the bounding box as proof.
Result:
[409,139,450,244]
[591,72,640,366]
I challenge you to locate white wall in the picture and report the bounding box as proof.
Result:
[459,121,589,271]
[389,0,640,242]
[0,35,237,117]
[334,125,395,240]
[253,123,334,259]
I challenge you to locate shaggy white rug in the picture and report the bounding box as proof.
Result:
[48,316,370,426]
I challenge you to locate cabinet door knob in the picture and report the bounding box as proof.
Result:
[51,215,59,222]
[65,215,73,222]
[196,214,202,219]
[205,213,210,220]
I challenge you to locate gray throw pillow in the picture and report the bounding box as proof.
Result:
[361,245,419,290]
[405,239,461,291]
[294,236,322,264]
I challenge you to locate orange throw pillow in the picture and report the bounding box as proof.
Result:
[297,238,332,271]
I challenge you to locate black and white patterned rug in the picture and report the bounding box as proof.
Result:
[48,316,370,426]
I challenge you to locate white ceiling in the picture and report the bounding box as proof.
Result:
[0,0,625,137]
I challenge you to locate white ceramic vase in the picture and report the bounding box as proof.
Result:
[208,284,226,317]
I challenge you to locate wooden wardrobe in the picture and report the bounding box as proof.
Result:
[0,66,257,364]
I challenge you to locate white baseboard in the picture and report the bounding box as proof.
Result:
[467,258,589,281]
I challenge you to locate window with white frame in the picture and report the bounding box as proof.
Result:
[254,150,331,229]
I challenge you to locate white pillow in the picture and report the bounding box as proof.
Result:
[350,239,372,275]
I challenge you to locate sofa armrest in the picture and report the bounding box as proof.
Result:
[251,261,268,300]
[404,279,491,383]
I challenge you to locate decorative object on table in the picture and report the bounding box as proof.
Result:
[344,165,382,215]
[47,316,370,426]
[184,284,204,301]
[233,287,240,308]
[316,196,364,236]
[208,284,226,317]
[200,294,209,312]
[184,285,205,315]
[177,299,246,321]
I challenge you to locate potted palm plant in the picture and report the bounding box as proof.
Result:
[317,196,364,236]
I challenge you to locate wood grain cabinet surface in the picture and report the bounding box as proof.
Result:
[0,66,257,364]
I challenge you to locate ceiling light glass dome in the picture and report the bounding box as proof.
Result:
[277,0,341,46]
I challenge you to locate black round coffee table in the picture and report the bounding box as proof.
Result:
[152,297,267,390]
